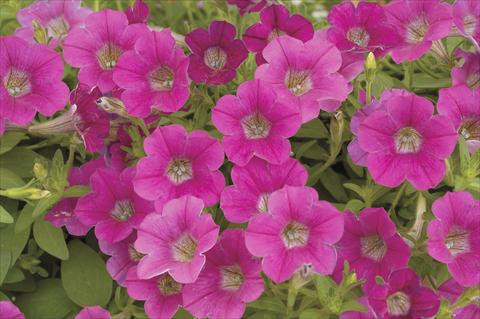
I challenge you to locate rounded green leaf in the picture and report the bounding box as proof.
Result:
[33,218,69,260]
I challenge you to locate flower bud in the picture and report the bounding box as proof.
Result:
[330,111,344,153]
[96,96,128,117]
[365,52,376,71]
[33,163,48,180]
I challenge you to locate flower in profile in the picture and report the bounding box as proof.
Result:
[245,186,343,283]
[327,1,398,56]
[221,157,307,223]
[357,89,458,190]
[368,268,440,319]
[453,0,480,50]
[75,167,154,243]
[384,0,453,63]
[0,301,25,319]
[243,5,314,65]
[113,29,189,117]
[63,9,148,92]
[185,20,248,85]
[427,191,480,287]
[438,278,480,318]
[212,79,301,166]
[452,49,480,89]
[124,0,149,25]
[0,36,69,126]
[183,229,264,319]
[75,306,110,319]
[135,196,219,283]
[227,0,267,15]
[133,124,225,211]
[438,85,480,153]
[125,266,182,319]
[255,35,349,123]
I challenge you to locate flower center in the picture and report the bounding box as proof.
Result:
[406,18,429,44]
[346,27,370,47]
[204,46,227,71]
[166,158,193,185]
[267,28,286,42]
[3,69,31,97]
[96,43,122,70]
[128,244,145,262]
[463,14,476,36]
[47,16,70,39]
[221,265,244,291]
[157,274,182,296]
[460,117,480,141]
[285,69,312,96]
[467,73,480,89]
[149,65,174,91]
[110,200,134,222]
[387,291,411,316]
[241,113,271,139]
[394,127,422,154]
[360,235,387,261]
[172,233,197,262]
[445,226,470,256]
[281,221,309,249]
[257,193,270,213]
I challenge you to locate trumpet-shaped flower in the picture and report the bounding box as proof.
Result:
[452,49,480,89]
[453,0,480,50]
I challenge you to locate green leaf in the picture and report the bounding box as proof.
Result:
[340,300,368,313]
[61,240,113,307]
[314,275,338,302]
[3,266,25,284]
[15,204,36,233]
[32,192,62,218]
[247,298,286,313]
[0,250,12,287]
[63,185,90,198]
[296,119,329,139]
[0,147,44,178]
[0,132,26,155]
[0,168,24,189]
[299,308,329,319]
[0,205,14,223]
[33,218,69,260]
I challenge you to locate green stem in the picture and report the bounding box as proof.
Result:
[365,79,373,105]
[307,154,337,186]
[286,280,298,319]
[66,143,76,172]
[389,182,407,214]
[415,60,440,79]
[402,62,414,90]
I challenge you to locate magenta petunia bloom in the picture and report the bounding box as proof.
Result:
[438,85,480,153]
[133,124,225,211]
[453,0,480,50]
[245,186,343,283]
[0,36,69,126]
[125,266,182,319]
[427,191,480,287]
[124,0,149,25]
[339,297,376,319]
[327,1,398,56]
[75,167,154,243]
[15,0,92,48]
[255,35,349,123]
[227,0,267,15]
[75,306,111,319]
[243,5,314,65]
[452,49,480,89]
[438,278,480,319]
[335,208,411,288]
[357,89,458,190]
[113,29,189,117]
[185,20,248,85]
[183,229,264,319]
[221,157,307,223]
[368,268,440,319]
[212,79,301,166]
[135,196,219,283]
[0,301,25,319]
[63,9,148,92]
[384,0,453,63]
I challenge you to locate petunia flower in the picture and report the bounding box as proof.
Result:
[357,89,458,190]
[212,79,301,166]
[75,306,111,319]
[438,85,480,153]
[113,29,189,117]
[243,5,314,65]
[0,36,69,126]
[0,301,25,319]
[453,0,480,50]
[427,191,480,287]
[384,0,453,63]
[124,0,149,25]
[438,278,480,319]
[452,49,480,89]
[133,124,225,211]
[369,268,440,318]
[183,229,264,319]
[245,186,344,283]
[135,196,219,283]
[125,266,182,319]
[255,35,349,123]
[75,167,154,243]
[185,20,248,85]
[227,0,267,16]
[63,9,149,92]
[220,157,307,223]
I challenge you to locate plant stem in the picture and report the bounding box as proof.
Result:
[66,143,76,172]
[286,280,298,319]
[389,182,407,214]
[402,62,414,90]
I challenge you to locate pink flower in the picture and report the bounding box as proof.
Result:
[453,0,480,50]
[357,89,457,190]
[183,229,264,319]
[212,79,301,166]
[327,1,398,56]
[15,0,92,48]
[185,21,248,85]
[0,301,25,319]
[255,35,349,123]
[125,266,182,319]
[427,191,480,287]
[75,167,154,243]
[385,0,453,63]
[438,85,480,153]
[438,278,480,319]
[243,5,314,65]
[124,0,149,25]
[227,0,267,15]
[63,9,148,92]
[221,157,308,223]
[368,268,440,319]
[113,29,189,117]
[245,186,343,283]
[452,49,480,89]
[0,36,69,126]
[75,306,110,319]
[135,196,219,283]
[133,124,225,211]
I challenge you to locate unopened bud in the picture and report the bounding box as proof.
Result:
[365,52,376,71]
[32,20,48,44]
[96,96,128,117]
[25,188,51,200]
[33,163,48,180]
[330,111,344,153]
